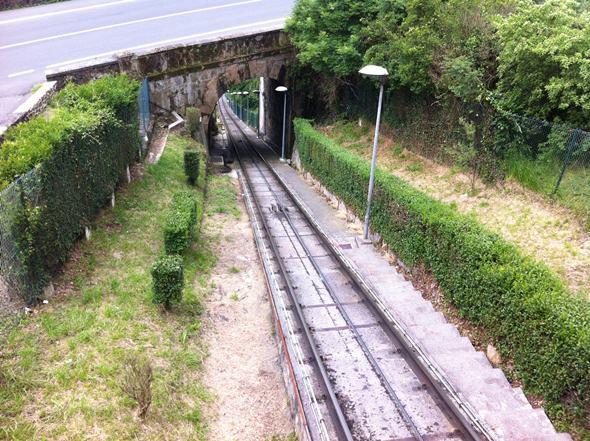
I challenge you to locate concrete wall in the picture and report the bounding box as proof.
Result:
[0,81,57,144]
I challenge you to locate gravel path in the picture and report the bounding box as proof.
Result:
[201,171,294,441]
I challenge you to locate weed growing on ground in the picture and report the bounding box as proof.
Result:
[120,354,153,419]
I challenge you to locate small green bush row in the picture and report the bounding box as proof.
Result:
[163,191,198,255]
[152,140,207,309]
[184,107,201,139]
[151,255,184,310]
[183,150,200,185]
[293,118,590,419]
[0,75,140,302]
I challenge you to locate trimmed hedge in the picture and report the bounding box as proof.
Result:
[151,255,184,309]
[183,150,200,185]
[185,107,201,139]
[163,190,198,255]
[294,118,590,418]
[0,75,140,302]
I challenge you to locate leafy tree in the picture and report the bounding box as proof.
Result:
[286,0,380,79]
[496,0,590,128]
[364,0,512,96]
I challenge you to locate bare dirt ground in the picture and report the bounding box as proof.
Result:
[321,123,590,298]
[201,170,294,441]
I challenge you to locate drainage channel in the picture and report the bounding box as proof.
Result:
[218,97,494,441]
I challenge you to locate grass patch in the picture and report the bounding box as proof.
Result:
[206,174,240,218]
[406,161,424,173]
[504,151,590,229]
[267,434,297,441]
[0,134,215,440]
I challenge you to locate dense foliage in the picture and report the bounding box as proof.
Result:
[496,0,590,128]
[287,0,380,79]
[0,75,140,302]
[294,118,590,423]
[288,0,590,129]
[151,255,184,309]
[163,190,198,255]
[0,75,139,190]
[183,150,200,185]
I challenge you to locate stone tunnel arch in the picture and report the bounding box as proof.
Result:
[46,27,295,153]
[139,29,294,147]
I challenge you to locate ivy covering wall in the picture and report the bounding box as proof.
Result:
[0,75,140,302]
[294,117,590,425]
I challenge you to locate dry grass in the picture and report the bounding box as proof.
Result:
[320,120,590,299]
[0,135,216,440]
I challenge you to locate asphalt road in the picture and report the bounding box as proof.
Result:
[0,0,295,126]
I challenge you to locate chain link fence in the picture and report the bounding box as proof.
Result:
[342,84,590,224]
[0,169,38,344]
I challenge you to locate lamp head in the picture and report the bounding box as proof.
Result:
[359,65,388,83]
[275,86,288,93]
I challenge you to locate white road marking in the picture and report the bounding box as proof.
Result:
[46,17,286,69]
[0,0,261,50]
[0,0,134,25]
[7,69,34,78]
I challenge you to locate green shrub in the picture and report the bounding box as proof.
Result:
[163,191,198,255]
[151,255,184,309]
[294,118,590,420]
[183,150,200,185]
[0,75,140,303]
[185,107,201,139]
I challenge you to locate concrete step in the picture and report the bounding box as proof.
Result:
[423,336,478,355]
[395,309,447,327]
[408,323,461,342]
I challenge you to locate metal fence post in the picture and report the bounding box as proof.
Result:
[552,128,582,195]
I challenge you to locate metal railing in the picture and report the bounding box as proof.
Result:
[226,95,260,134]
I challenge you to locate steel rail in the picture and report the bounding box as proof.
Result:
[219,99,354,441]
[219,97,498,441]
[222,100,424,440]
[238,160,313,441]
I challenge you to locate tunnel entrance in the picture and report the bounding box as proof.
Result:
[207,77,292,165]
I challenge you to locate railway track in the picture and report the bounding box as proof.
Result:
[218,97,496,441]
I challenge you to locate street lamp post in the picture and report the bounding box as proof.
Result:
[275,86,288,162]
[359,65,388,241]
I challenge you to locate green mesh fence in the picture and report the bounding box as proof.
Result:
[0,170,39,301]
[226,95,259,133]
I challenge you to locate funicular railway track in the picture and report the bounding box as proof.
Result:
[218,97,497,441]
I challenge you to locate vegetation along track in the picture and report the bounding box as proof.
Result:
[218,97,497,441]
